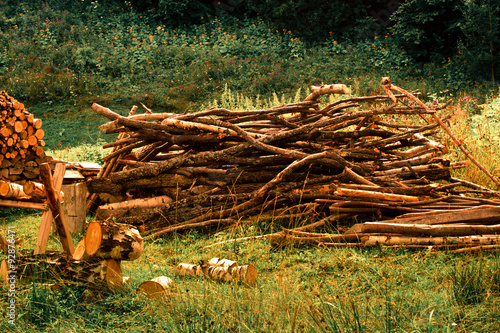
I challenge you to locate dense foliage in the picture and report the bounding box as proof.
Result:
[0,0,497,109]
[130,0,500,83]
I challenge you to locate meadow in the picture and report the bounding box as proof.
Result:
[1,1,500,332]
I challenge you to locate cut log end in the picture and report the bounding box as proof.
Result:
[72,238,88,261]
[1,259,8,285]
[85,221,103,256]
[85,221,144,261]
[106,258,123,288]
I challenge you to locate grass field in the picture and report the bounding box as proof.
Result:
[1,210,500,332]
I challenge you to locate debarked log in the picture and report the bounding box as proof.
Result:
[361,222,500,237]
[0,252,122,288]
[361,235,500,247]
[85,221,144,261]
[334,187,422,202]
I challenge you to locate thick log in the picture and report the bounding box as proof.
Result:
[23,181,46,200]
[95,195,173,220]
[0,252,122,289]
[0,181,28,198]
[85,221,144,261]
[61,182,87,235]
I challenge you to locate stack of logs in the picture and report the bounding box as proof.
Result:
[86,81,500,249]
[0,91,47,182]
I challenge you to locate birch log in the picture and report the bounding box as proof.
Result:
[85,221,144,261]
[137,276,174,298]
[0,252,122,288]
[361,235,500,247]
[176,260,257,285]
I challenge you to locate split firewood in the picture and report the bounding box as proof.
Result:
[85,221,144,261]
[0,91,46,182]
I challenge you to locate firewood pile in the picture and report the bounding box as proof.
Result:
[0,91,47,182]
[86,79,500,250]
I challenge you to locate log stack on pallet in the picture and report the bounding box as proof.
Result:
[85,78,500,250]
[0,91,47,182]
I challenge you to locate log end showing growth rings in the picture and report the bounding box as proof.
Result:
[85,221,144,261]
[106,258,123,288]
[85,221,103,256]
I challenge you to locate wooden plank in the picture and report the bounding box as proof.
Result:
[39,163,74,255]
[33,163,67,255]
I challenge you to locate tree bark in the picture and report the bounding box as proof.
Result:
[85,221,144,261]
[137,276,173,297]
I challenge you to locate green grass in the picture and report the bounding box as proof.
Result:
[1,213,500,332]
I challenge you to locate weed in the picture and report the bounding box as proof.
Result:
[451,260,486,306]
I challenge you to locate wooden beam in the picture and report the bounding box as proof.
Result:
[34,163,73,255]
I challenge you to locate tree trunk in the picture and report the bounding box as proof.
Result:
[0,252,122,289]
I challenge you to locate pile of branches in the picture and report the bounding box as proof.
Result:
[86,80,500,248]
